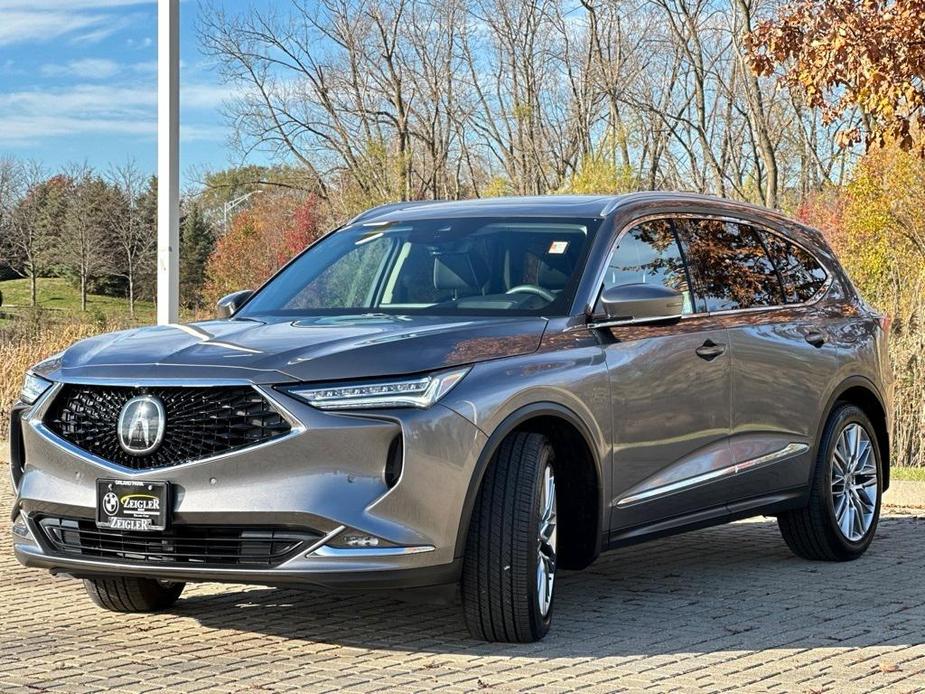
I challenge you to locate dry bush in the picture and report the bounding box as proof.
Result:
[890,292,925,468]
[0,315,116,439]
[801,146,925,467]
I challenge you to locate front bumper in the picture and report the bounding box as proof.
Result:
[12,381,486,589]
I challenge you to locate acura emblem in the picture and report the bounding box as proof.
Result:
[117,395,166,455]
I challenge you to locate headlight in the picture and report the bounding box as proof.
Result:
[21,372,53,405]
[287,367,469,410]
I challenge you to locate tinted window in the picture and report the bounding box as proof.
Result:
[676,219,783,311]
[760,231,828,303]
[604,220,696,314]
[239,217,599,317]
[290,234,392,309]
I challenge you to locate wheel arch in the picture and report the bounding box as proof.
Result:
[818,376,890,490]
[453,402,604,570]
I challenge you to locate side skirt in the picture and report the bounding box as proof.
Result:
[603,486,808,551]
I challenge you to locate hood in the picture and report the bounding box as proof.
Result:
[55,314,548,383]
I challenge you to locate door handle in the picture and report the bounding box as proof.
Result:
[695,339,726,361]
[804,330,826,348]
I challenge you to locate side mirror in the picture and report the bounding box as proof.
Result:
[595,283,683,325]
[216,290,253,319]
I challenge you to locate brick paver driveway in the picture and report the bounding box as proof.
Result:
[2,468,924,693]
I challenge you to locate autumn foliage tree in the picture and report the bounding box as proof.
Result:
[796,145,925,466]
[747,0,925,152]
[203,192,323,306]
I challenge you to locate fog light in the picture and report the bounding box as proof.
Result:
[12,515,32,541]
[342,534,380,548]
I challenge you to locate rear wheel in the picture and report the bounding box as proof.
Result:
[461,432,557,642]
[83,577,185,612]
[778,404,881,561]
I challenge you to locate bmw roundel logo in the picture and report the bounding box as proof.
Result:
[117,395,166,455]
[102,491,120,515]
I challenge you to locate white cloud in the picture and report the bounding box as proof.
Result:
[0,11,109,46]
[72,15,138,45]
[0,84,155,146]
[181,124,227,143]
[39,58,156,80]
[0,1,152,8]
[181,83,236,110]
[0,2,151,46]
[0,80,230,147]
[41,59,121,79]
[0,115,155,144]
[0,84,155,113]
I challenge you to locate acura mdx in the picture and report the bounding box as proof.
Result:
[11,193,892,642]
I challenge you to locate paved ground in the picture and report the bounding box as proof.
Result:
[3,469,925,694]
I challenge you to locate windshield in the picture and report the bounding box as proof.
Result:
[238,216,600,317]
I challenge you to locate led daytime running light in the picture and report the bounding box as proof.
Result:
[290,368,468,410]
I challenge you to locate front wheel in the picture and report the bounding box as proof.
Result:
[84,577,185,612]
[461,432,557,642]
[778,404,882,561]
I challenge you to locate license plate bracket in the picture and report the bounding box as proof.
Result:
[96,479,169,532]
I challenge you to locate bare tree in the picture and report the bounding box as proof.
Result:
[108,161,157,318]
[4,161,60,307]
[59,165,117,312]
[199,0,862,210]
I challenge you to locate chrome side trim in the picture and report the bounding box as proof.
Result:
[310,544,436,558]
[303,525,346,557]
[586,313,684,330]
[616,442,809,508]
[585,212,833,320]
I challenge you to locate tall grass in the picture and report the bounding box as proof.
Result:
[0,300,921,467]
[0,313,126,439]
[890,293,925,467]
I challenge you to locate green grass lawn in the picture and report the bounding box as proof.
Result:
[0,277,155,324]
[892,467,925,482]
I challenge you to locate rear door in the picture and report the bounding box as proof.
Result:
[603,218,735,533]
[674,217,835,506]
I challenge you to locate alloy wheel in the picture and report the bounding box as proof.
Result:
[831,422,878,542]
[536,463,557,617]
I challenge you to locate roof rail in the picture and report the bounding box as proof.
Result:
[347,199,445,225]
[599,196,625,216]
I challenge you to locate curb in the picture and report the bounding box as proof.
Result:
[885,480,925,509]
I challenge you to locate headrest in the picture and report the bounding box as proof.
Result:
[433,253,489,292]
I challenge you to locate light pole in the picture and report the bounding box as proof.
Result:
[156,0,179,325]
[222,190,263,233]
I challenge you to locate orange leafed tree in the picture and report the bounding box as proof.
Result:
[203,192,323,305]
[747,0,925,152]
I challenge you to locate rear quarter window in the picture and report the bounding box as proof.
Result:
[759,231,828,303]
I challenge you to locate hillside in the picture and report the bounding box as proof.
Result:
[0,278,156,324]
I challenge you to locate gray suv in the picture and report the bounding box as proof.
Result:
[11,193,891,642]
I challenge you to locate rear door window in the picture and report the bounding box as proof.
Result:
[675,218,784,312]
[759,231,828,303]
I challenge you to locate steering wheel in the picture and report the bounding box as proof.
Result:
[505,285,556,302]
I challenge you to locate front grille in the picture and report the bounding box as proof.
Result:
[45,385,291,470]
[37,517,318,568]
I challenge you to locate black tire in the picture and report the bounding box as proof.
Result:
[461,431,556,643]
[83,577,185,612]
[778,404,882,561]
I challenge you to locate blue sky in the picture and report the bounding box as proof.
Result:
[0,0,266,189]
